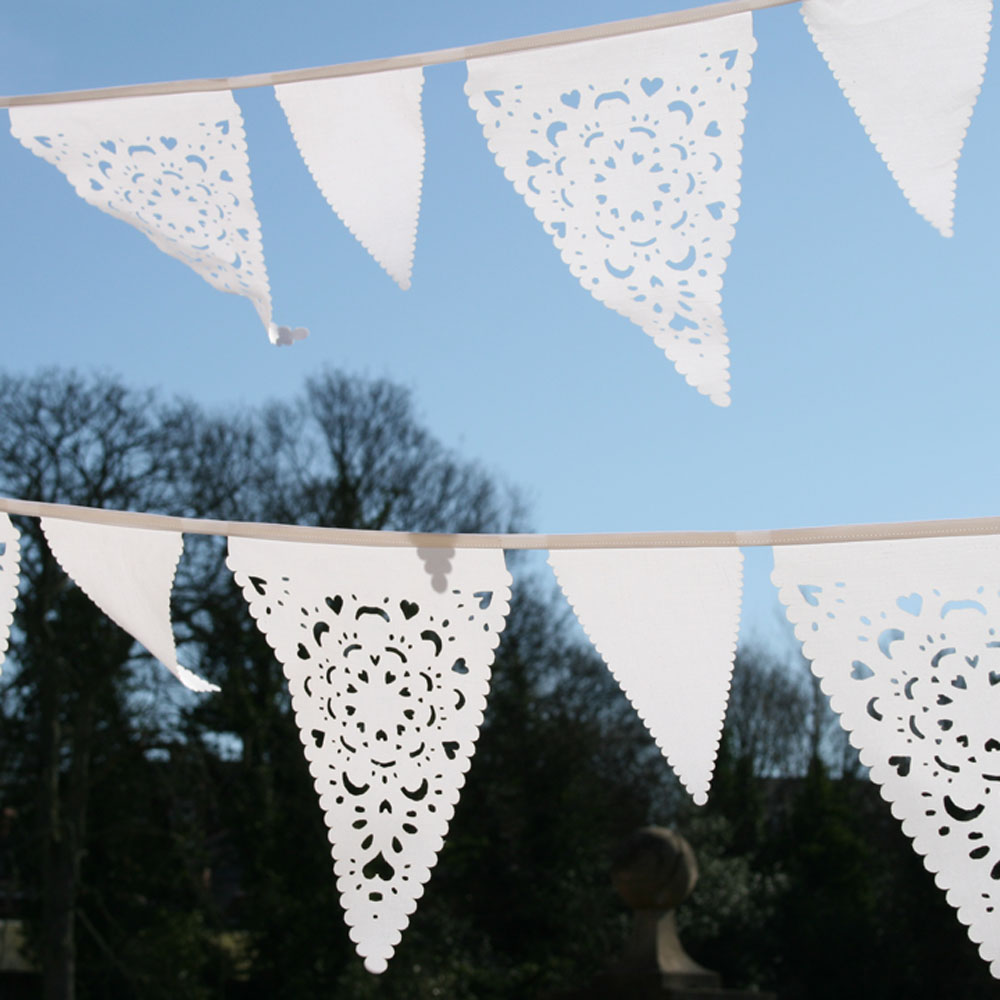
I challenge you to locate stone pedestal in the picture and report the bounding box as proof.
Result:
[570,827,776,1000]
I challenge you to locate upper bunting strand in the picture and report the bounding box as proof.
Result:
[466,13,754,405]
[0,0,796,108]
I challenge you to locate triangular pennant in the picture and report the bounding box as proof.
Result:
[8,91,303,344]
[466,14,755,406]
[227,538,511,973]
[275,68,425,289]
[40,517,216,692]
[802,0,992,236]
[773,536,1000,975]
[0,514,21,671]
[548,547,743,804]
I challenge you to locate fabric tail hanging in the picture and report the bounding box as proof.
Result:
[466,12,756,407]
[8,91,306,345]
[548,545,743,804]
[0,514,21,671]
[40,516,216,692]
[801,0,993,236]
[773,535,1000,976]
[227,538,512,974]
[275,67,426,290]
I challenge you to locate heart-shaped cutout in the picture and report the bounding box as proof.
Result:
[400,600,419,620]
[896,593,923,617]
[641,77,664,96]
[160,136,177,150]
[560,90,581,109]
[851,660,874,680]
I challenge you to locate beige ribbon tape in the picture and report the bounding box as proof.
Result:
[2,495,998,551]
[1,0,797,108]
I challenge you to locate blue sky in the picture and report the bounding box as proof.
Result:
[1,0,997,649]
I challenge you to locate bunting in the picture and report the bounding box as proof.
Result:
[275,68,426,289]
[39,517,217,692]
[0,514,21,670]
[548,546,743,804]
[465,13,755,406]
[2,0,994,394]
[227,538,511,973]
[3,497,1000,976]
[802,0,992,236]
[774,536,1000,975]
[8,91,305,345]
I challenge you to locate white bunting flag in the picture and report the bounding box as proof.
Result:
[774,536,1000,976]
[466,14,755,406]
[0,514,21,671]
[802,0,992,237]
[9,92,305,345]
[275,68,426,289]
[40,517,216,692]
[227,538,511,973]
[548,547,743,804]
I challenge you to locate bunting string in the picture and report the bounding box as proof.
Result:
[3,495,1000,550]
[0,0,798,108]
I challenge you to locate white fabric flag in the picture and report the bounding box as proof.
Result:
[9,92,306,345]
[802,0,992,237]
[40,517,216,692]
[227,538,511,974]
[548,547,743,804]
[774,536,1000,977]
[0,514,21,671]
[275,68,425,289]
[466,14,755,407]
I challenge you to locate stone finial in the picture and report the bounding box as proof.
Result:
[609,826,719,991]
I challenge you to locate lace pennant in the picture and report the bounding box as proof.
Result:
[40,517,216,692]
[227,538,511,973]
[9,92,306,345]
[773,536,1000,976]
[802,0,992,236]
[275,68,426,289]
[0,514,21,671]
[548,547,743,804]
[466,14,755,406]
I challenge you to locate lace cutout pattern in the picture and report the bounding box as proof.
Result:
[549,547,743,804]
[802,0,992,237]
[227,539,511,973]
[0,515,20,672]
[40,518,216,692]
[774,537,1000,977]
[275,68,426,290]
[9,92,282,338]
[466,13,755,406]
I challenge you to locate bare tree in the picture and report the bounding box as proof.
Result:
[0,370,262,1000]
